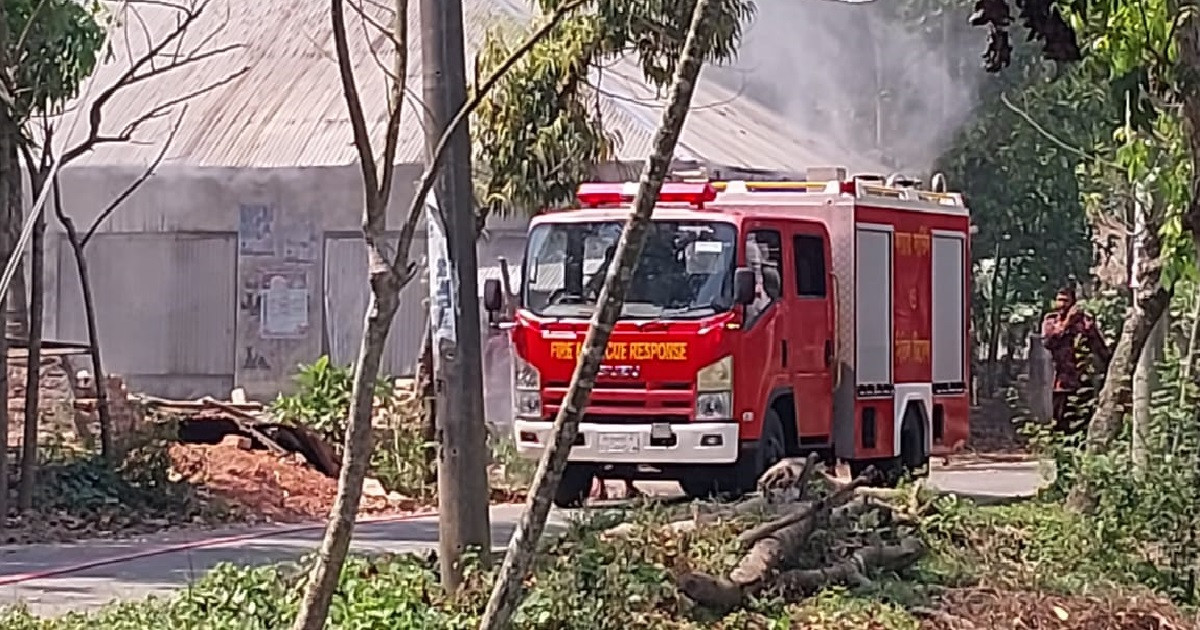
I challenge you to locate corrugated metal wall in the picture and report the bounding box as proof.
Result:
[55,233,238,398]
[322,235,426,375]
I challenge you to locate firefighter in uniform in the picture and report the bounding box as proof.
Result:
[1040,287,1112,434]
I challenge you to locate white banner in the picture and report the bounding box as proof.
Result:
[426,199,458,357]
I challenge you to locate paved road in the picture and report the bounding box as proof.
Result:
[0,460,1045,617]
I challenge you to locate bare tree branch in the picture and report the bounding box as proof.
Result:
[329,0,381,213]
[80,107,185,247]
[377,0,407,208]
[61,0,243,164]
[290,2,587,626]
[62,61,246,163]
[347,0,402,50]
[999,91,1128,173]
[351,2,400,84]
[391,0,588,280]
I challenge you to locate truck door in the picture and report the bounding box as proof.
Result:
[740,225,786,442]
[787,225,834,444]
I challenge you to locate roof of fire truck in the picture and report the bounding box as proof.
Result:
[529,165,970,227]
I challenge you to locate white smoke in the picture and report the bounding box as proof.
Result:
[710,0,986,175]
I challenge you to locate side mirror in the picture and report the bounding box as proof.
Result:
[483,278,504,314]
[734,267,756,305]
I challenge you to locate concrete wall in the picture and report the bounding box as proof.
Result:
[34,163,531,401]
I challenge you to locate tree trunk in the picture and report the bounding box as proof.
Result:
[1182,286,1200,398]
[1066,189,1172,511]
[0,108,19,527]
[0,127,12,529]
[50,179,113,460]
[7,264,26,339]
[1176,0,1200,370]
[291,281,399,630]
[287,0,582,621]
[477,1,719,627]
[983,246,1005,396]
[1132,306,1165,475]
[16,181,45,509]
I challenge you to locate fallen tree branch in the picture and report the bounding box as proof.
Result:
[757,452,820,500]
[737,467,874,547]
[674,462,937,614]
[776,536,925,596]
[198,397,288,456]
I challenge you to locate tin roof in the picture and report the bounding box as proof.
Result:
[47,0,885,173]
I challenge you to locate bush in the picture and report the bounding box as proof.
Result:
[271,356,433,496]
[5,419,235,543]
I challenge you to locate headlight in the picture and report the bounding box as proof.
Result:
[514,391,542,418]
[695,392,732,420]
[513,355,539,390]
[696,356,732,392]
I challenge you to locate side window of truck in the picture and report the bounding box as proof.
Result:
[792,234,827,298]
[745,229,783,323]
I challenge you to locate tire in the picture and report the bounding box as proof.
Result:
[849,458,901,487]
[681,410,787,500]
[553,464,595,508]
[899,409,928,474]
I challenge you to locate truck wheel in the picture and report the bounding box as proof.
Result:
[849,458,901,487]
[682,410,786,500]
[553,464,595,508]
[746,409,787,488]
[898,407,928,474]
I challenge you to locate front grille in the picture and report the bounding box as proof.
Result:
[583,414,691,425]
[541,380,695,418]
[545,380,692,391]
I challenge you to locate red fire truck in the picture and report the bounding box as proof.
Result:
[482,167,971,507]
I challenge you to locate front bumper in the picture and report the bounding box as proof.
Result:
[513,419,740,464]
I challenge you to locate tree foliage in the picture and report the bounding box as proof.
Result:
[5,0,105,121]
[472,0,756,226]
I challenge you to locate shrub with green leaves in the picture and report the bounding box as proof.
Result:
[271,356,433,496]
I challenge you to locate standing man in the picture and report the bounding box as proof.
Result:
[1041,286,1112,434]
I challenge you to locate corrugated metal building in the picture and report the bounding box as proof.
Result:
[34,0,884,401]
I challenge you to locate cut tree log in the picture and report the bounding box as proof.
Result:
[737,466,874,547]
[776,536,925,596]
[757,453,820,498]
[675,464,928,614]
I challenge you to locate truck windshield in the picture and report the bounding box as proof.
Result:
[522,220,737,319]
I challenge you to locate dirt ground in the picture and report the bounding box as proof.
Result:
[921,587,1196,629]
[167,442,430,524]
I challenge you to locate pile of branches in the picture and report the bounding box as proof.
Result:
[667,455,932,614]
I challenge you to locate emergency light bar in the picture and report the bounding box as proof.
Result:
[576,181,718,208]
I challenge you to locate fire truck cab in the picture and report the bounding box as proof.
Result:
[482,167,971,507]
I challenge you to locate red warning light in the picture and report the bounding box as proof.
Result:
[576,182,718,208]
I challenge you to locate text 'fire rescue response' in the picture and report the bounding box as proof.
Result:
[549,341,688,362]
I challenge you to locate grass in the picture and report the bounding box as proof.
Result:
[0,492,1188,629]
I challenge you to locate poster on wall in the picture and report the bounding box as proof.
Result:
[259,267,310,338]
[238,203,276,257]
[281,218,318,263]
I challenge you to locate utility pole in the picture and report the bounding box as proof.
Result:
[419,0,493,591]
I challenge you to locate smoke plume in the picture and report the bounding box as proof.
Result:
[710,0,986,175]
